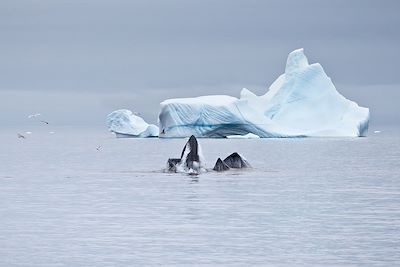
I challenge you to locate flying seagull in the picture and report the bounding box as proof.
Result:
[96,145,101,151]
[40,120,49,125]
[17,133,26,139]
[28,113,41,118]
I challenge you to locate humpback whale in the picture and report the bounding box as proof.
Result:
[167,158,181,172]
[167,135,204,174]
[180,135,200,170]
[223,152,250,168]
[213,153,250,172]
[213,158,230,172]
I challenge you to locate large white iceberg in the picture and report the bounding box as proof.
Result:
[159,49,369,138]
[107,109,159,137]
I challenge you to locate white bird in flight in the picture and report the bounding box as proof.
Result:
[28,113,41,118]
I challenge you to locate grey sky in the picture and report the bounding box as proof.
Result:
[1,0,399,126]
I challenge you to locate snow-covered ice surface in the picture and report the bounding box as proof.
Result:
[107,109,159,137]
[0,126,399,266]
[159,49,369,138]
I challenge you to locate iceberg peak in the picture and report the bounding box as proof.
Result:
[285,48,309,74]
[240,87,257,99]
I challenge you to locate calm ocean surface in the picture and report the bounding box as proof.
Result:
[0,127,399,266]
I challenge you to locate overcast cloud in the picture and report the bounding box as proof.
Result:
[0,0,399,126]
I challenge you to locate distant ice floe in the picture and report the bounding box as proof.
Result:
[226,133,260,139]
[106,109,159,138]
[158,48,369,138]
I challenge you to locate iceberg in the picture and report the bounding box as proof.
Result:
[107,109,159,137]
[159,49,369,138]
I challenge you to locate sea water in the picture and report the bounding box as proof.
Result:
[0,127,399,266]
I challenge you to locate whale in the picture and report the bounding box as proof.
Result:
[213,152,251,172]
[167,158,181,172]
[167,135,204,174]
[167,136,250,174]
[223,152,250,169]
[180,135,200,170]
[213,158,230,172]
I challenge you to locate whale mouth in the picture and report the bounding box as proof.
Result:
[166,135,206,175]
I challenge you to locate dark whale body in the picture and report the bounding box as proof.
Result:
[223,152,250,168]
[213,152,250,172]
[213,158,230,172]
[167,135,201,172]
[167,158,181,172]
[181,135,200,170]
